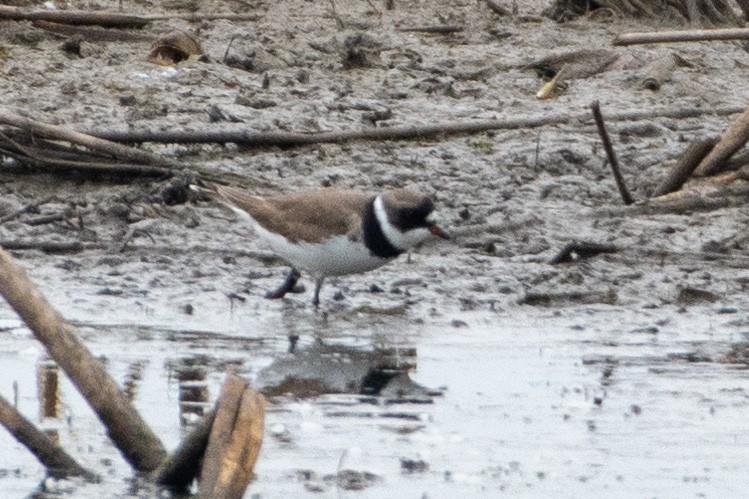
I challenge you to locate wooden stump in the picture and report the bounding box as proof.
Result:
[199,375,265,499]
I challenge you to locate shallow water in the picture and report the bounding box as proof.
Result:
[1,300,748,498]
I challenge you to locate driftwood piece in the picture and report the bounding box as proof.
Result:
[591,100,634,205]
[613,27,749,46]
[156,410,217,492]
[200,375,265,499]
[0,248,166,472]
[0,108,171,167]
[0,392,98,482]
[694,105,749,176]
[639,53,681,90]
[652,139,716,196]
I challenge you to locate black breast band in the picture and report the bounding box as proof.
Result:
[362,198,403,258]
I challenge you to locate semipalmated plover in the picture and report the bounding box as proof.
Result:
[202,184,449,307]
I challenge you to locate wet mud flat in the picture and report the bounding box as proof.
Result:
[2,301,749,497]
[1,0,749,496]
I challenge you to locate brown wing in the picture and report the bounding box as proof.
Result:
[214,185,373,244]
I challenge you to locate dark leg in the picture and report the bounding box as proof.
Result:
[312,277,325,308]
[265,268,301,299]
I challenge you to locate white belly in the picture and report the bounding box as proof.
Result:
[231,207,392,276]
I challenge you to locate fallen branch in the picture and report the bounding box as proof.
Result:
[82,106,746,147]
[694,104,749,177]
[32,20,153,42]
[200,375,265,499]
[591,100,634,205]
[0,239,84,254]
[613,27,749,46]
[85,114,571,145]
[0,392,98,482]
[0,248,166,472]
[0,6,150,27]
[652,139,716,197]
[0,108,172,167]
[0,6,260,28]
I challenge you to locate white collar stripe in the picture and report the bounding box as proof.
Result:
[373,195,407,251]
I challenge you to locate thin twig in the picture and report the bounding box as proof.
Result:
[223,34,240,63]
[591,100,634,205]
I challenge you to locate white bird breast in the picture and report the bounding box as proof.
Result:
[229,206,392,277]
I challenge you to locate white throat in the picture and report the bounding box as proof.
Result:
[373,195,431,251]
